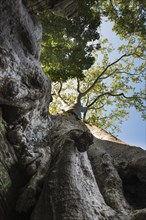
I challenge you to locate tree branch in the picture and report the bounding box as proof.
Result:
[77,79,81,93]
[54,82,68,106]
[80,54,132,98]
[87,91,137,108]
[99,69,137,80]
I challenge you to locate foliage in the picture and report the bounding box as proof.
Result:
[50,38,146,133]
[98,0,146,40]
[40,0,145,80]
[39,0,146,133]
[40,0,100,81]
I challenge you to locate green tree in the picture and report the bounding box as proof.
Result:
[39,0,146,134]
[40,0,146,82]
[50,38,146,133]
[98,0,146,40]
[40,0,100,81]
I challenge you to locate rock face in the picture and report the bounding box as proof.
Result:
[0,0,52,218]
[0,1,146,220]
[25,0,78,19]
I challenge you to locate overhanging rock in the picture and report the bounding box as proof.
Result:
[24,0,78,19]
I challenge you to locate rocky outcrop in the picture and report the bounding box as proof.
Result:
[25,0,78,19]
[88,124,146,219]
[0,0,52,218]
[0,1,146,220]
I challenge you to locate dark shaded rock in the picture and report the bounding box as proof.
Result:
[0,1,52,218]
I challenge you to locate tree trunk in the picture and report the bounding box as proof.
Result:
[0,1,146,220]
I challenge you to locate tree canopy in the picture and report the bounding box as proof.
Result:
[40,0,100,81]
[39,0,146,133]
[50,38,145,133]
[98,0,146,40]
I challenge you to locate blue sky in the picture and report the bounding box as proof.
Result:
[99,20,146,150]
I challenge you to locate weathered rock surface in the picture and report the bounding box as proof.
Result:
[0,1,146,220]
[0,0,52,218]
